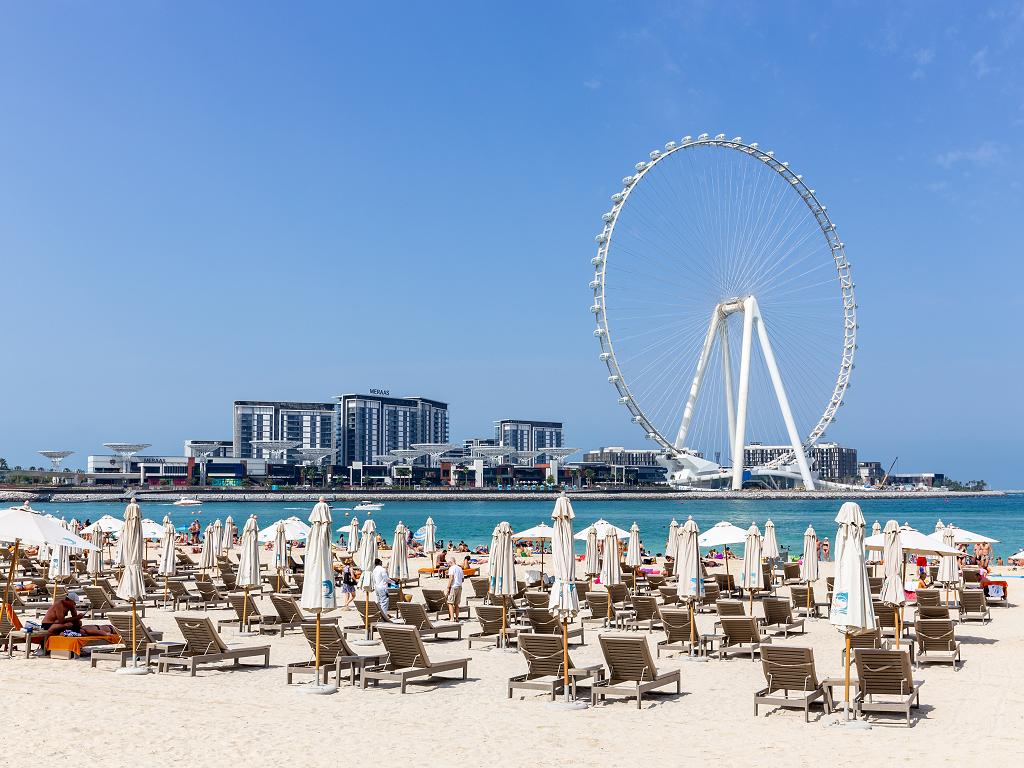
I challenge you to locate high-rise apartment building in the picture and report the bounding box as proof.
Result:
[335,393,449,467]
[494,419,563,464]
[232,400,335,463]
[743,441,858,482]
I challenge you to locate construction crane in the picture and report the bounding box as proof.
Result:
[876,457,898,489]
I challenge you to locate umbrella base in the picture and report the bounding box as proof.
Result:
[825,717,871,731]
[679,653,708,663]
[547,699,588,711]
[350,638,378,646]
[300,683,338,695]
[115,664,151,676]
[237,631,259,637]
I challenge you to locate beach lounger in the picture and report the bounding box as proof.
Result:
[607,583,630,608]
[840,628,883,665]
[656,606,700,657]
[713,573,738,597]
[524,608,585,644]
[157,616,271,676]
[914,619,961,669]
[194,580,230,610]
[760,597,805,638]
[590,633,681,709]
[658,586,679,606]
[961,566,980,586]
[868,577,884,598]
[712,616,772,661]
[269,593,340,635]
[397,602,463,640]
[523,591,549,609]
[346,599,382,637]
[645,574,667,593]
[0,609,38,658]
[620,595,660,631]
[83,585,145,618]
[790,585,829,618]
[873,600,910,638]
[217,592,280,634]
[697,581,721,612]
[754,646,833,722]
[166,580,204,611]
[90,612,180,669]
[465,577,490,607]
[957,589,991,624]
[467,604,516,648]
[422,588,465,620]
[287,623,386,686]
[782,562,802,585]
[853,648,923,727]
[915,588,941,607]
[361,623,470,693]
[509,632,604,701]
[916,605,951,621]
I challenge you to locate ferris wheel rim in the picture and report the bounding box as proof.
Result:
[590,134,857,461]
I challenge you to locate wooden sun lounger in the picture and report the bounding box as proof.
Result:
[760,597,805,638]
[590,633,681,709]
[958,589,991,624]
[157,616,270,676]
[270,593,340,635]
[216,593,280,634]
[524,608,585,644]
[914,619,961,669]
[755,646,833,722]
[397,602,463,640]
[467,604,516,649]
[83,585,145,618]
[90,612,182,668]
[509,632,604,700]
[789,585,829,618]
[853,648,923,727]
[422,588,465,620]
[361,623,470,693]
[711,616,772,661]
[656,606,701,657]
[287,623,386,686]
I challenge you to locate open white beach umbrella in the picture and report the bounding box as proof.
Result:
[665,519,679,561]
[259,517,310,543]
[801,525,819,583]
[740,523,763,599]
[0,505,97,550]
[599,530,622,587]
[574,519,629,541]
[929,525,998,545]
[864,525,959,556]
[583,525,600,577]
[548,496,578,619]
[830,501,875,722]
[1008,549,1024,562]
[697,521,748,548]
[300,500,336,613]
[221,516,236,552]
[762,519,780,561]
[388,522,410,582]
[115,500,146,603]
[514,522,554,540]
[211,519,224,559]
[675,517,703,600]
[80,515,124,535]
[936,525,960,598]
[198,525,216,571]
[140,518,166,539]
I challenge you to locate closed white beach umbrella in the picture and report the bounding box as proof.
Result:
[299,499,337,693]
[600,529,621,620]
[423,516,436,554]
[740,523,763,608]
[879,520,905,647]
[830,501,875,722]
[157,517,177,604]
[625,522,642,589]
[762,519,780,561]
[49,519,73,582]
[675,516,703,600]
[801,525,819,582]
[388,522,410,582]
[871,520,881,537]
[112,533,125,569]
[221,516,236,552]
[272,520,288,592]
[69,518,80,535]
[198,525,216,571]
[934,519,945,533]
[583,525,600,578]
[347,517,360,553]
[355,518,378,637]
[115,499,148,674]
[548,495,581,705]
[665,518,679,561]
[211,519,224,559]
[490,521,517,645]
[936,525,960,604]
[237,515,261,632]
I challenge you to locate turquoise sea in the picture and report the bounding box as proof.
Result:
[26,493,1024,559]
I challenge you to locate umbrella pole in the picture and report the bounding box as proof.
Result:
[894,607,900,649]
[2,539,20,625]
[315,611,322,685]
[501,595,507,648]
[689,598,696,657]
[844,634,852,721]
[364,589,370,640]
[131,599,138,668]
[561,617,570,696]
[749,588,753,613]
[242,586,249,633]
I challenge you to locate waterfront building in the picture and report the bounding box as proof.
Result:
[335,393,449,467]
[888,472,946,488]
[86,453,267,486]
[494,419,563,464]
[744,441,858,482]
[183,439,233,458]
[232,400,334,463]
[858,461,885,484]
[583,446,662,466]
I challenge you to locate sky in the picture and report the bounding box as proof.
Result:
[1,2,1022,487]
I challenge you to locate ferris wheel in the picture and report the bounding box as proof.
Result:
[590,133,856,490]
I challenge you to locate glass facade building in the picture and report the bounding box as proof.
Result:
[336,394,449,467]
[494,419,564,464]
[232,400,335,463]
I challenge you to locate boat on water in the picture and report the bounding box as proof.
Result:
[353,500,383,512]
[173,498,202,507]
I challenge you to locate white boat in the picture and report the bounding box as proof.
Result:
[353,501,383,512]
[173,498,202,507]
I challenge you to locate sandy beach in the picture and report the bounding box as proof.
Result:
[3,546,1021,768]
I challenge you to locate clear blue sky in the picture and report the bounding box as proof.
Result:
[1,3,1021,487]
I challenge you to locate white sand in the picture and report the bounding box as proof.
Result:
[4,554,1022,766]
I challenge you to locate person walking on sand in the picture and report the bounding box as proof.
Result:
[445,555,468,622]
[340,558,357,609]
[371,558,392,621]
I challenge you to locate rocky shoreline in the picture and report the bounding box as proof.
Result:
[0,488,1008,504]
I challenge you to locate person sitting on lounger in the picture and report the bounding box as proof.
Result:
[40,593,107,637]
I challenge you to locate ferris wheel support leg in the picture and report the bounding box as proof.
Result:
[730,299,756,491]
[674,307,721,450]
[719,322,736,462]
[751,300,816,491]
